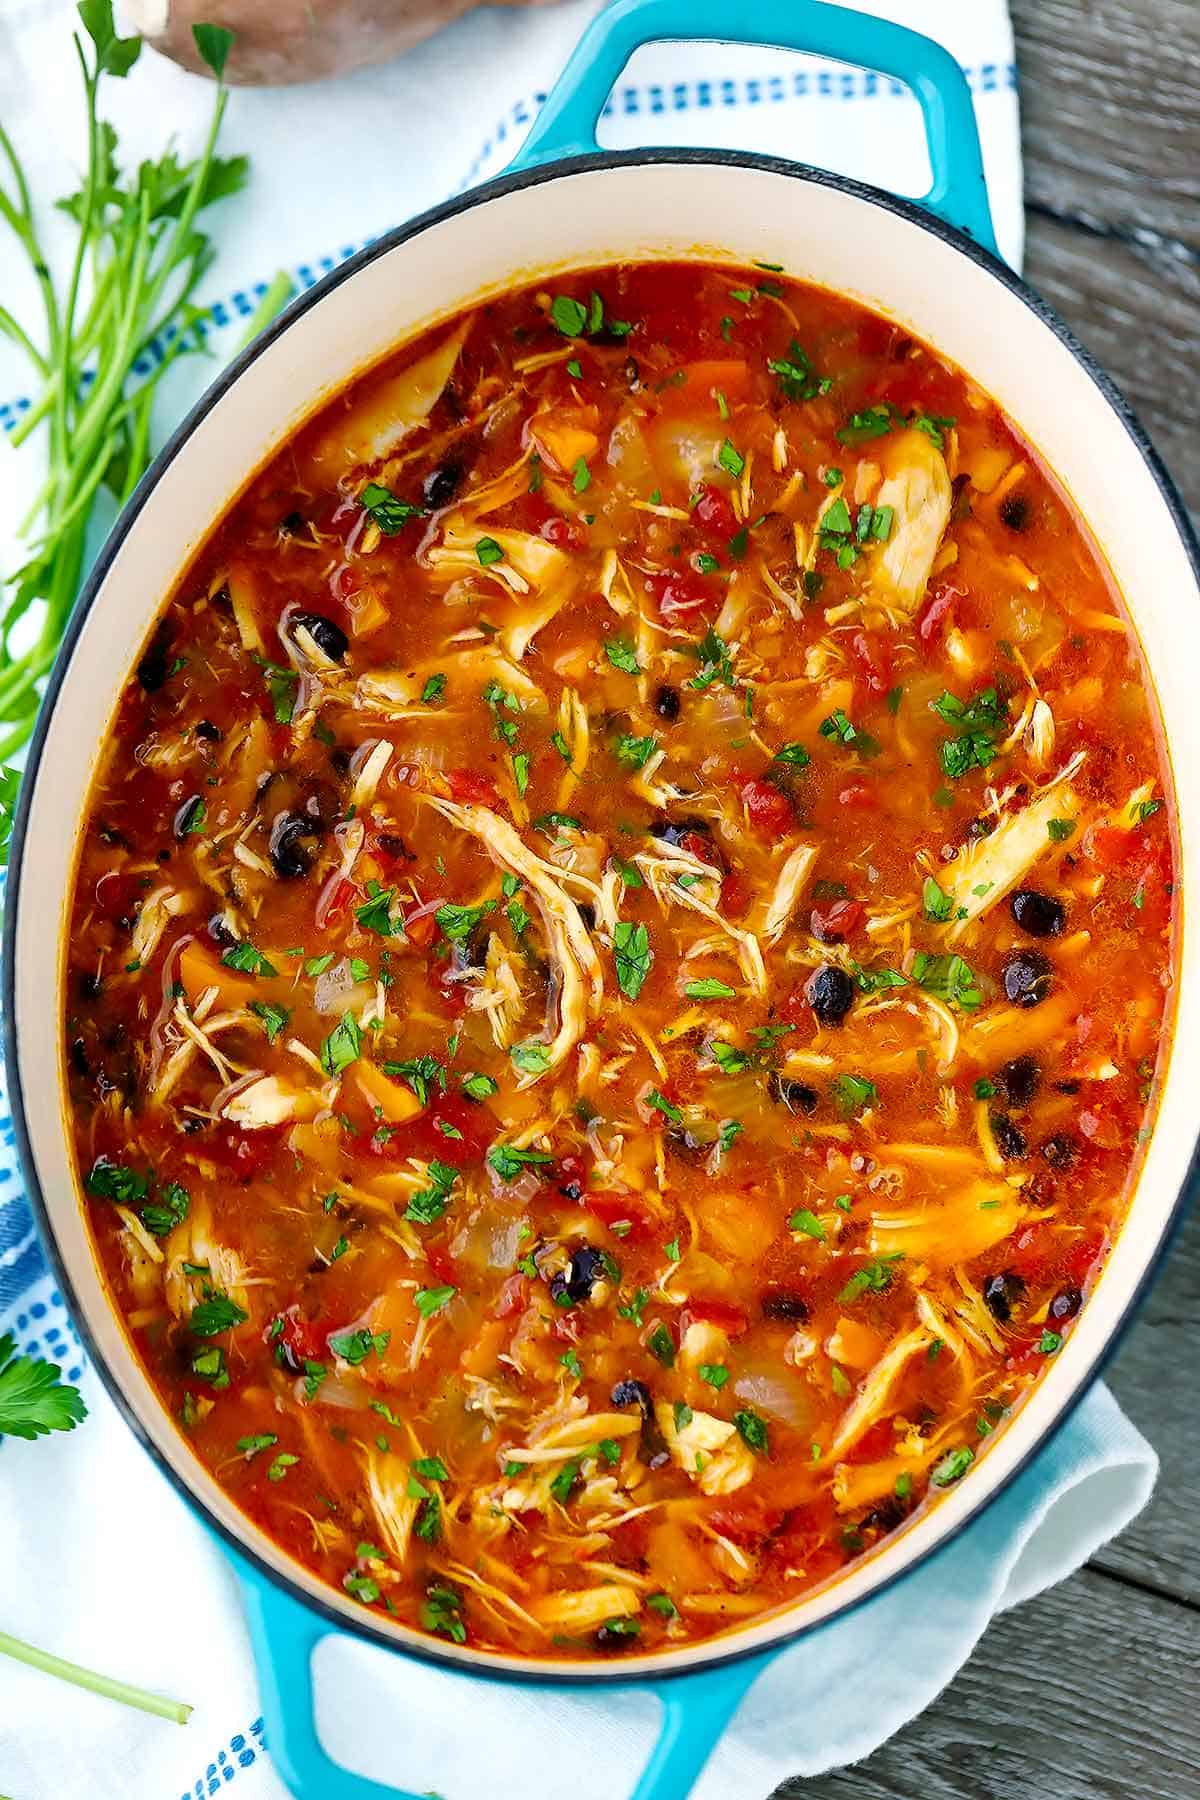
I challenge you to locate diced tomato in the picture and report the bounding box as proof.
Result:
[741,777,793,837]
[1060,1233,1106,1289]
[404,1092,494,1161]
[849,629,893,697]
[446,768,501,808]
[720,870,751,917]
[541,515,587,550]
[681,1297,750,1338]
[837,780,876,809]
[645,569,719,623]
[206,1124,286,1181]
[680,829,721,868]
[322,877,357,924]
[424,1243,458,1287]
[692,482,737,539]
[706,1494,785,1543]
[845,1419,895,1464]
[916,580,960,651]
[269,1307,329,1367]
[585,1190,653,1240]
[494,1273,529,1319]
[94,870,142,923]
[810,898,863,944]
[1008,1223,1048,1281]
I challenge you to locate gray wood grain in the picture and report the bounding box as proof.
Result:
[780,9,1200,1793]
[1010,0,1200,246]
[774,1569,1200,1800]
[1022,209,1200,517]
[1098,1199,1200,1602]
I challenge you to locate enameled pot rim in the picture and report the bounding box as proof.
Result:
[5,145,1199,1687]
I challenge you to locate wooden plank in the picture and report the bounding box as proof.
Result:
[1094,1198,1200,1601]
[1010,0,1200,245]
[778,1568,1200,1799]
[1022,209,1200,517]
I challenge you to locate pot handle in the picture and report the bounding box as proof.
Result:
[506,0,997,252]
[238,1560,773,1800]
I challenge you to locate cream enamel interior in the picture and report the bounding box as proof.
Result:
[11,159,1197,1680]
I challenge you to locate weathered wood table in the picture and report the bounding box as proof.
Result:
[791,5,1200,1793]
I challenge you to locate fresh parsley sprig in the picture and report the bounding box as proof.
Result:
[0,6,248,858]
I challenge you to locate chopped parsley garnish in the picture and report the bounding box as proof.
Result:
[922,876,953,922]
[767,339,829,401]
[475,536,505,567]
[930,1446,974,1486]
[511,1041,552,1077]
[141,1180,189,1238]
[614,920,653,1001]
[383,1054,446,1107]
[774,742,811,768]
[189,1292,248,1337]
[404,1160,459,1225]
[717,438,745,480]
[689,624,735,691]
[616,733,658,768]
[605,636,641,675]
[912,411,956,449]
[932,686,1005,780]
[1048,818,1077,843]
[734,1408,769,1454]
[647,1322,675,1366]
[684,977,736,1000]
[461,1072,498,1101]
[266,1452,299,1483]
[360,482,423,534]
[831,1073,878,1116]
[709,1040,750,1075]
[789,1208,826,1241]
[911,951,982,1012]
[836,404,895,445]
[414,1286,456,1319]
[329,1327,390,1366]
[355,881,400,937]
[320,1012,362,1077]
[221,939,277,977]
[487,1143,553,1183]
[434,900,496,943]
[646,1089,682,1123]
[572,456,591,493]
[249,1000,290,1045]
[421,672,447,705]
[236,1433,278,1460]
[85,1158,150,1204]
[838,1253,903,1304]
[421,1584,466,1643]
[698,1363,729,1390]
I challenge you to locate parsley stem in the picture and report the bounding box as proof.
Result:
[0,1628,192,1724]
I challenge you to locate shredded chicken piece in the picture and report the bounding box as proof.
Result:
[424,797,602,1071]
[870,428,952,616]
[363,1445,423,1567]
[635,842,766,997]
[824,1323,931,1463]
[939,781,1081,939]
[756,842,819,947]
[654,1402,755,1495]
[467,933,527,1049]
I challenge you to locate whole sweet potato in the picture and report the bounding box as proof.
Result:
[125,0,560,86]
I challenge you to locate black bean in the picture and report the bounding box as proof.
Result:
[269,810,320,880]
[78,971,102,1002]
[1001,948,1053,1008]
[1041,1133,1078,1171]
[654,684,681,722]
[611,1378,652,1418]
[136,622,174,692]
[207,912,238,949]
[761,1290,811,1323]
[278,511,307,537]
[649,816,713,851]
[290,610,348,663]
[550,1244,609,1307]
[990,1114,1028,1160]
[767,1072,819,1115]
[998,493,1029,532]
[422,460,463,509]
[1054,1079,1081,1096]
[594,1622,640,1651]
[1049,1285,1083,1321]
[983,1270,1027,1324]
[998,1053,1041,1108]
[376,832,413,862]
[806,964,855,1026]
[194,719,222,743]
[69,1037,90,1078]
[1010,889,1065,938]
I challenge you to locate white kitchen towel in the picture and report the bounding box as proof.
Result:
[0,3,1158,1799]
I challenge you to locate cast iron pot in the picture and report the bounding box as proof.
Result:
[6,2,1199,1796]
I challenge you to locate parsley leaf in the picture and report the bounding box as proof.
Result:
[0,1332,87,1440]
[613,920,653,1000]
[360,482,423,534]
[320,1012,362,1077]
